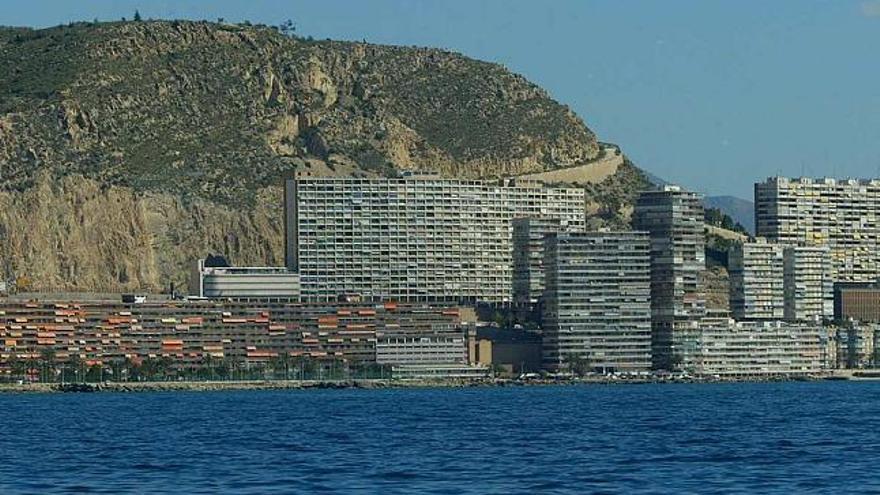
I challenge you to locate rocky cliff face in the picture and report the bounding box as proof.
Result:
[0,20,642,292]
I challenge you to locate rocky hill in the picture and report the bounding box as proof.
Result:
[0,20,647,292]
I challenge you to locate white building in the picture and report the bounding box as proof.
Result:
[285,176,586,303]
[695,314,825,376]
[190,260,300,301]
[376,333,467,365]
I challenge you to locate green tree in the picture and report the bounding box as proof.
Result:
[562,353,592,377]
[269,354,291,380]
[8,355,27,382]
[86,363,104,382]
[668,353,684,371]
[108,358,126,382]
[133,10,142,22]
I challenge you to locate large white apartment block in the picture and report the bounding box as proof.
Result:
[285,176,586,302]
[755,176,880,282]
[783,245,834,322]
[542,231,652,372]
[512,217,584,305]
[729,239,785,320]
[633,185,706,370]
[695,314,825,376]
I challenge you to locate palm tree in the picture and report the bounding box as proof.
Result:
[269,354,291,380]
[39,348,57,383]
[108,358,126,382]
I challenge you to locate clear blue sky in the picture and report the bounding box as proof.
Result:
[3,1,879,200]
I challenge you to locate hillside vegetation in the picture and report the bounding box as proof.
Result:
[0,20,646,292]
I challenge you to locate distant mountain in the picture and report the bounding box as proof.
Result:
[704,196,754,234]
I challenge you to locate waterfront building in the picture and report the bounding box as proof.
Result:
[695,314,824,376]
[633,185,706,370]
[375,333,467,365]
[512,217,584,306]
[783,245,833,322]
[755,176,880,282]
[470,327,543,374]
[728,239,785,320]
[834,282,880,323]
[285,176,586,303]
[829,323,879,369]
[0,299,470,377]
[190,259,300,301]
[542,231,652,372]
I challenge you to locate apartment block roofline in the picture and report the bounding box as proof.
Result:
[760,176,880,186]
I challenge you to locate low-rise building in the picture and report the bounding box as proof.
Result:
[390,363,490,380]
[831,323,879,369]
[834,282,880,323]
[376,333,467,365]
[0,300,471,377]
[695,314,824,376]
[469,327,543,374]
[190,259,300,301]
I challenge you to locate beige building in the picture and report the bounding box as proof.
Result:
[755,176,880,282]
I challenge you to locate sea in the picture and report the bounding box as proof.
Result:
[0,381,878,494]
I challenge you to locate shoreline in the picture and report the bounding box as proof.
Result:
[0,374,864,394]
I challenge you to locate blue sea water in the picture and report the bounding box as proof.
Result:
[0,381,878,494]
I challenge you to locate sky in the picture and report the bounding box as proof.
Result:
[3,1,879,200]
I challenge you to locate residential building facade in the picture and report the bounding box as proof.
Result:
[0,300,471,376]
[190,259,301,301]
[783,245,833,322]
[755,176,880,282]
[512,217,583,305]
[542,231,652,372]
[695,314,825,376]
[729,239,785,320]
[285,176,586,302]
[633,186,706,370]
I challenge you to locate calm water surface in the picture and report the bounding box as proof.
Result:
[1,381,878,493]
